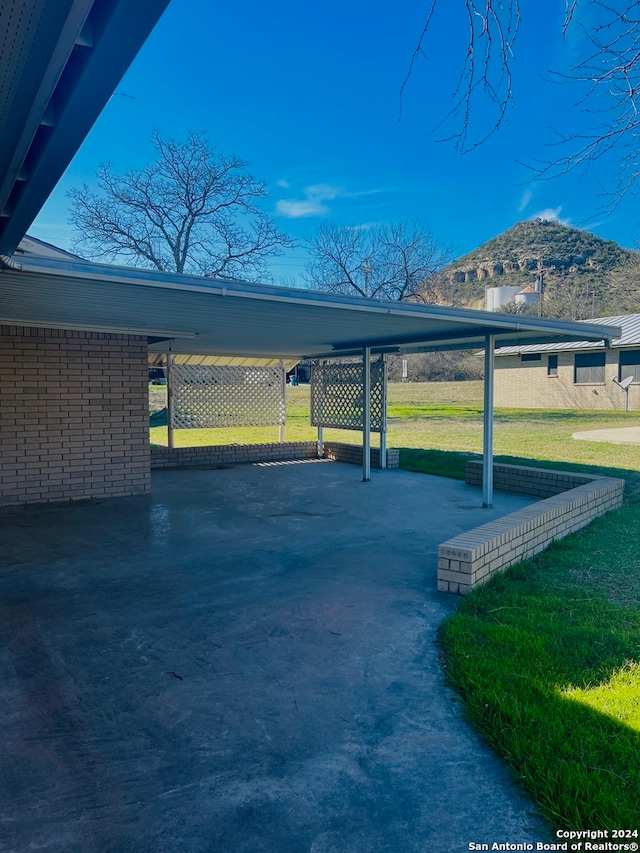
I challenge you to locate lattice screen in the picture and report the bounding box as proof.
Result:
[171,364,285,429]
[310,359,385,432]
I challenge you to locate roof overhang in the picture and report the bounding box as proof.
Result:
[0,0,170,257]
[0,250,621,359]
[494,313,640,355]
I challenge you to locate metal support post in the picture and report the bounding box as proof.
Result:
[279,358,286,442]
[166,353,175,450]
[482,335,495,508]
[316,359,324,458]
[363,347,371,482]
[380,354,387,470]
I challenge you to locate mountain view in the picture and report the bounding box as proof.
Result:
[436,219,639,319]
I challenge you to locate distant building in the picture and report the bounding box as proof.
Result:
[485,284,541,312]
[494,314,640,410]
[486,285,523,311]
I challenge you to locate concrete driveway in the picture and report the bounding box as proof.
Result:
[573,425,640,445]
[0,462,551,852]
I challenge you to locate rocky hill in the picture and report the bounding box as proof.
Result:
[438,219,637,317]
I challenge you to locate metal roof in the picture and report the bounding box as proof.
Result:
[0,0,170,257]
[0,245,621,360]
[494,314,640,356]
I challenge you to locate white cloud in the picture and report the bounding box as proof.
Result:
[276,179,291,188]
[518,188,533,212]
[275,183,343,218]
[347,221,379,231]
[276,199,330,218]
[305,184,342,201]
[275,182,382,219]
[530,207,572,226]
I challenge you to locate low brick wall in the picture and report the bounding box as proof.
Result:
[438,462,625,595]
[151,442,319,469]
[323,441,399,470]
[151,440,400,471]
[465,460,595,498]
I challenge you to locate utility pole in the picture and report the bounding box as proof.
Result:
[535,262,545,317]
[534,260,553,317]
[362,260,372,297]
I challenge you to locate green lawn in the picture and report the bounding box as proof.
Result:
[150,381,640,497]
[440,513,640,830]
[149,380,640,828]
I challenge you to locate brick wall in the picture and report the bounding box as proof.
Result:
[0,326,149,506]
[151,441,319,468]
[465,460,594,498]
[151,440,400,470]
[323,441,399,469]
[495,350,640,410]
[438,462,625,594]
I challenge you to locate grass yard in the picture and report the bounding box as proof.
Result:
[150,381,640,497]
[150,380,640,829]
[439,511,640,830]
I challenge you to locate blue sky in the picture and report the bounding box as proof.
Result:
[31,0,640,283]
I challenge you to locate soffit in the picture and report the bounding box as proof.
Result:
[0,0,170,256]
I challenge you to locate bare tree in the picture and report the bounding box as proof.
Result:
[541,276,605,320]
[68,130,293,279]
[604,257,640,313]
[403,2,640,198]
[305,221,453,302]
[541,2,640,201]
[386,350,484,381]
[400,0,520,152]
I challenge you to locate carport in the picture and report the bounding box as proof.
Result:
[0,5,624,848]
[0,0,622,511]
[1,240,619,508]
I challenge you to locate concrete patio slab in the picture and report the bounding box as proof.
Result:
[573,425,640,445]
[0,462,552,852]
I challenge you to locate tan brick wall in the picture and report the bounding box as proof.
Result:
[151,441,319,468]
[465,460,594,497]
[437,462,625,594]
[323,442,400,469]
[151,441,400,470]
[0,326,149,506]
[494,350,640,410]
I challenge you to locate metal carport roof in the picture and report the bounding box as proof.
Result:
[0,246,621,358]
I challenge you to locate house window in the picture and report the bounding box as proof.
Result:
[520,353,541,362]
[574,352,605,384]
[547,355,558,377]
[619,350,640,383]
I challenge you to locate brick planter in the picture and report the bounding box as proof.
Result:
[438,462,625,595]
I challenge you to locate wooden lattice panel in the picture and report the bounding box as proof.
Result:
[171,364,285,429]
[310,359,385,432]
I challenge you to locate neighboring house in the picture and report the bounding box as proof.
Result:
[494,314,640,410]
